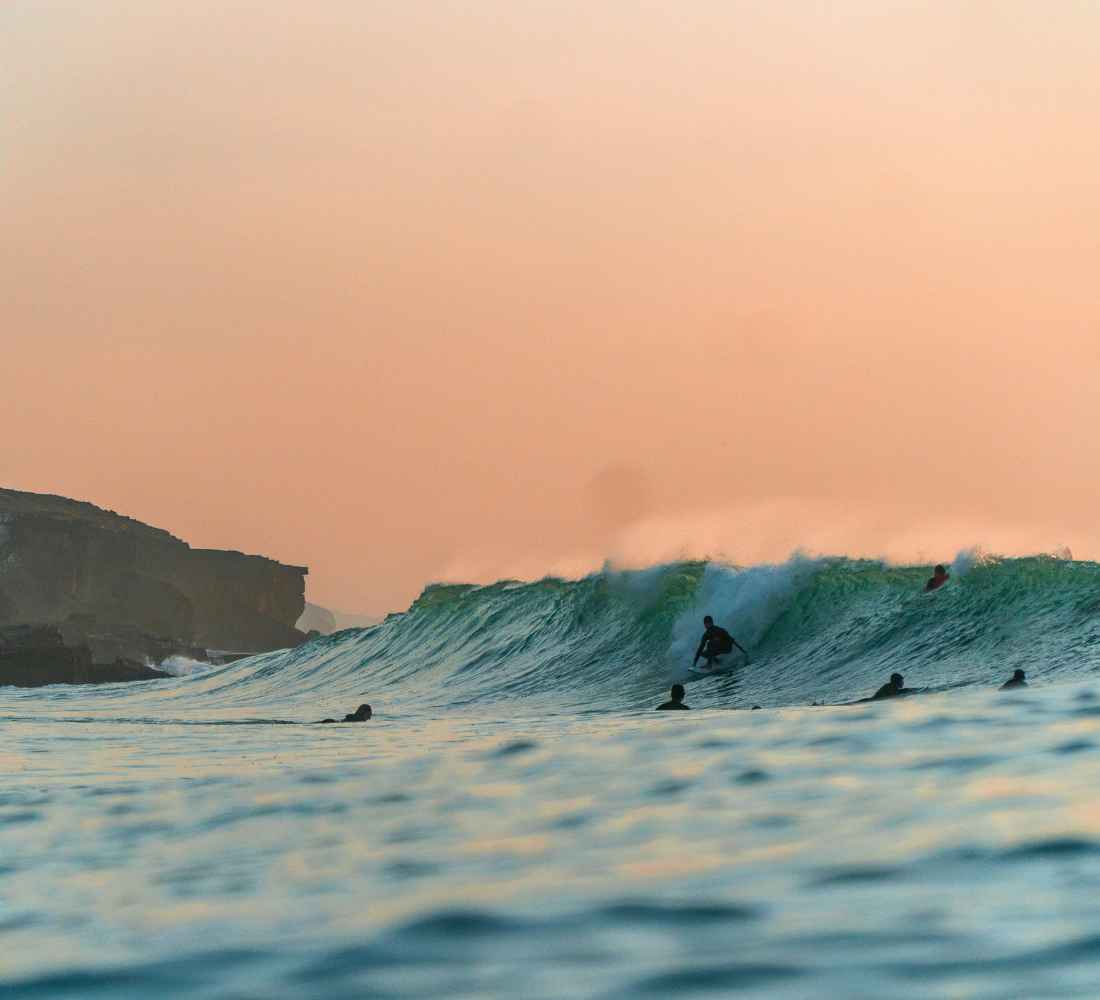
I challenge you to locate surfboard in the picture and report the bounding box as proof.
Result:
[687,653,746,679]
[687,667,724,679]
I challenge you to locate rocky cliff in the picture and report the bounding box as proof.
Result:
[0,489,307,653]
[0,625,171,687]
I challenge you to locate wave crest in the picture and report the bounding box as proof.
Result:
[139,550,1099,714]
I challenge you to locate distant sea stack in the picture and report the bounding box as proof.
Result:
[297,602,338,635]
[295,602,381,635]
[0,489,308,668]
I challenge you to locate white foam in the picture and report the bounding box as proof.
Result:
[668,554,827,671]
[951,546,987,577]
[158,655,219,677]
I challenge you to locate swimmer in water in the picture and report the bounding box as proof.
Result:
[693,616,747,669]
[656,684,690,710]
[925,564,950,592]
[869,673,908,701]
[320,703,372,723]
[1000,669,1027,690]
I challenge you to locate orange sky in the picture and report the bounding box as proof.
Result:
[4,2,1100,613]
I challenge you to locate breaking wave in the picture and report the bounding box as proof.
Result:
[73,550,1100,717]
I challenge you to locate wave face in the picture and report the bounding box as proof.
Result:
[88,552,1100,717]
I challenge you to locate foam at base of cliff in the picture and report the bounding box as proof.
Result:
[115,553,1100,715]
[158,656,222,677]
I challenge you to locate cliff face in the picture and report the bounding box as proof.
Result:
[0,625,170,687]
[0,489,307,652]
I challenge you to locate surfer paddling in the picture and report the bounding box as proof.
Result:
[870,673,909,700]
[693,616,747,670]
[319,704,372,723]
[656,684,690,710]
[925,564,950,592]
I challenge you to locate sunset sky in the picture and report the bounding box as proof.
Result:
[4,2,1100,614]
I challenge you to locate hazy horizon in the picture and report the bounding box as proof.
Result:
[5,2,1099,614]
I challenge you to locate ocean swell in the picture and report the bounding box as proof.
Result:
[67,551,1100,719]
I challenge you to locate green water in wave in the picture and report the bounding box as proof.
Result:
[159,554,1100,717]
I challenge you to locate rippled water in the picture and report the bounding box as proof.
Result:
[5,679,1100,998]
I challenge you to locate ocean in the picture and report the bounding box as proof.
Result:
[4,555,1100,998]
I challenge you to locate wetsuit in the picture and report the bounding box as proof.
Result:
[656,699,690,711]
[696,624,735,662]
[319,711,371,723]
[870,682,903,700]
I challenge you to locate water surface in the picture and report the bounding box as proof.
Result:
[4,557,1100,997]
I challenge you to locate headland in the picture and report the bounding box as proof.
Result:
[0,488,308,686]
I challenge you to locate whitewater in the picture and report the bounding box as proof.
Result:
[5,554,1100,998]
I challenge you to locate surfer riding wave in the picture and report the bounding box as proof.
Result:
[693,616,747,670]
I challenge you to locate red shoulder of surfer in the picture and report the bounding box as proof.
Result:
[925,564,950,592]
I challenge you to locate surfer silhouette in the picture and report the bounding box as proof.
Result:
[925,564,950,592]
[1000,669,1027,690]
[693,616,746,669]
[868,673,908,700]
[320,703,372,723]
[833,673,918,705]
[656,684,690,710]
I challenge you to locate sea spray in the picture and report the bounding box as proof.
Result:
[667,554,828,671]
[157,655,222,677]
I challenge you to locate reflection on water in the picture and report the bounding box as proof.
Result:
[4,684,1100,997]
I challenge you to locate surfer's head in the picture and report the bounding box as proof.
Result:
[890,673,904,690]
[354,704,372,720]
[934,564,947,576]
[703,616,713,627]
[670,684,685,703]
[1013,669,1025,681]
